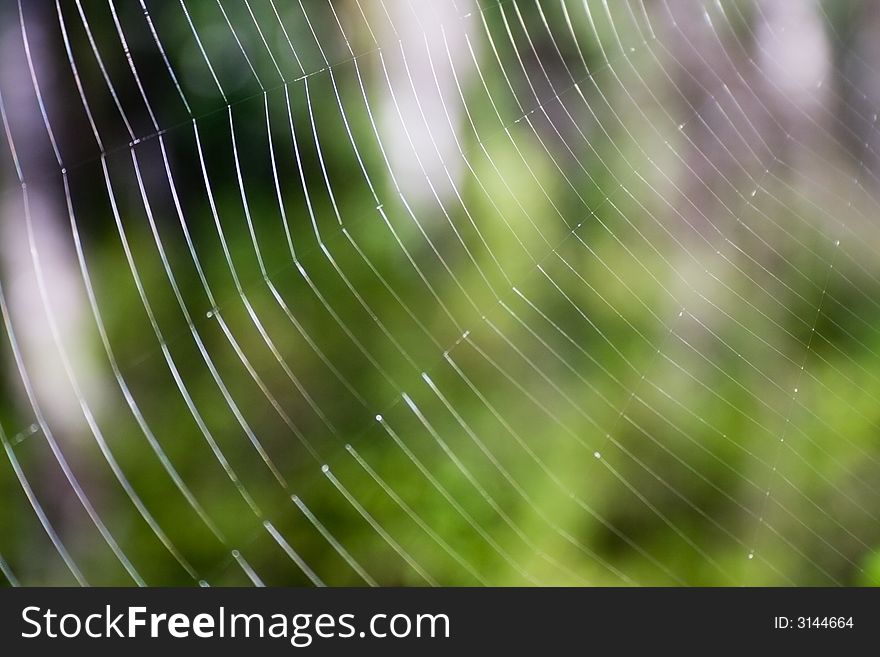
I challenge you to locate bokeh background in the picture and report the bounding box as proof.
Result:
[2,0,880,586]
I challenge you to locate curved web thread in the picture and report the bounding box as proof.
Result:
[0,0,878,587]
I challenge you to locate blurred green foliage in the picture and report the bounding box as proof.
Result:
[1,0,879,587]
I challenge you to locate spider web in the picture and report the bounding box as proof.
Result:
[1,0,879,586]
